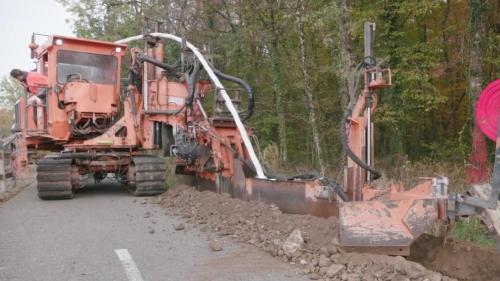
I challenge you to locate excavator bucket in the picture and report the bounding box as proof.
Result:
[339,179,448,255]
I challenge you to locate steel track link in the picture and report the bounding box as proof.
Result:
[36,158,74,200]
[129,156,167,196]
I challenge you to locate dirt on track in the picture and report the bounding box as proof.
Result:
[152,185,498,281]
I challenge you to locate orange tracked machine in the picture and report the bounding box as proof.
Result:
[6,22,499,255]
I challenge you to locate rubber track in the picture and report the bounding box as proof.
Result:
[36,158,74,200]
[131,156,167,196]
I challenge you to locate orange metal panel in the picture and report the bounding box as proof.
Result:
[64,83,116,114]
[339,180,441,255]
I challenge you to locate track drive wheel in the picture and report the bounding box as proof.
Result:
[127,156,167,196]
[36,157,75,200]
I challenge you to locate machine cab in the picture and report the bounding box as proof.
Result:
[22,35,127,140]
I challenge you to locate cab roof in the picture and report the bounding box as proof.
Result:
[34,35,128,58]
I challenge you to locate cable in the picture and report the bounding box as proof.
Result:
[206,63,254,121]
[135,53,179,73]
[186,60,200,106]
[340,64,381,180]
[263,170,349,202]
[322,176,350,202]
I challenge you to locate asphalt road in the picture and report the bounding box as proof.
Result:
[0,182,306,281]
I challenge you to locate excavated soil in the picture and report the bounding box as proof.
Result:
[409,235,500,281]
[152,185,498,281]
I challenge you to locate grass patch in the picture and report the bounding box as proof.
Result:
[376,156,469,193]
[165,175,176,189]
[451,217,496,248]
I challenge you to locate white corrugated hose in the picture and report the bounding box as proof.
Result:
[116,33,266,179]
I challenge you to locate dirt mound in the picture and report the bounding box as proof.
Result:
[409,235,500,281]
[151,185,468,281]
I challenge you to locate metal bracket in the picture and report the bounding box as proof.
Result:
[432,176,449,199]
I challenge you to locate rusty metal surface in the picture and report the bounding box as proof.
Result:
[339,180,440,255]
[246,178,339,218]
[195,174,339,218]
[341,245,410,256]
[403,199,438,238]
[196,174,219,193]
[339,200,416,247]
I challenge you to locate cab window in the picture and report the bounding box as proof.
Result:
[57,50,117,84]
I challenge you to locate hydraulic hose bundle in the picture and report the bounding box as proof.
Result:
[340,107,381,180]
[134,51,255,122]
[340,63,382,180]
[209,64,254,121]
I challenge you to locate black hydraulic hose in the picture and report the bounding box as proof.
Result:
[134,52,197,108]
[338,61,382,181]
[128,68,142,92]
[136,53,178,73]
[286,172,349,202]
[263,170,350,202]
[186,62,200,106]
[341,106,381,180]
[129,88,137,115]
[323,176,350,202]
[209,64,254,121]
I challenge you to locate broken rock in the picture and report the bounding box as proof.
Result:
[426,272,442,281]
[326,264,344,278]
[319,266,328,275]
[327,245,338,255]
[308,273,321,280]
[319,246,330,257]
[282,229,304,257]
[318,254,331,267]
[209,239,223,251]
[174,223,185,231]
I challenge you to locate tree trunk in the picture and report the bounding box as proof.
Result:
[271,48,288,163]
[254,2,288,163]
[297,0,325,174]
[467,0,489,184]
[338,0,356,100]
[468,0,487,104]
[268,9,288,163]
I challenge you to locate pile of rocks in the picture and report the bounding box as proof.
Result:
[153,185,456,281]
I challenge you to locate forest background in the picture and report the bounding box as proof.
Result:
[0,0,498,191]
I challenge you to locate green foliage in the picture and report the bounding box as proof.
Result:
[0,76,24,108]
[451,217,496,248]
[397,43,446,113]
[484,28,500,81]
[0,76,24,138]
[58,0,142,40]
[0,108,13,138]
[58,0,499,172]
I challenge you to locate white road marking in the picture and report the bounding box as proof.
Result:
[114,249,145,281]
